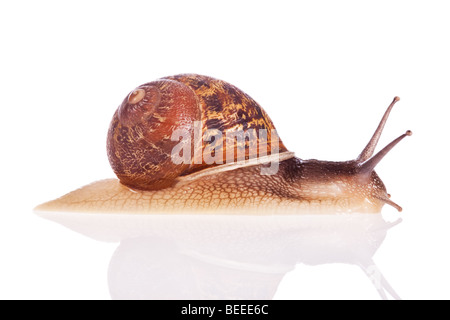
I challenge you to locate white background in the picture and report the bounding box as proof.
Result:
[1,0,449,299]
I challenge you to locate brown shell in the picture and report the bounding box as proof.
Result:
[107,74,289,190]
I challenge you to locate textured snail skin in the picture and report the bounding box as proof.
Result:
[36,74,411,214]
[36,158,388,214]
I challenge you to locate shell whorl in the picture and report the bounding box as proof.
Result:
[107,74,289,190]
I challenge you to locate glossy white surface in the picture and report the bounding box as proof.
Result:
[38,212,401,300]
[1,0,449,299]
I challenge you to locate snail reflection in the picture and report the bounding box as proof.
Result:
[37,212,401,300]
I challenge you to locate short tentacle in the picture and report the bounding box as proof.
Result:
[375,195,403,212]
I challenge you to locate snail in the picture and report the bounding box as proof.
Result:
[36,74,411,214]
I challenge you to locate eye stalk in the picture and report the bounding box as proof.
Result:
[359,130,412,175]
[357,96,401,162]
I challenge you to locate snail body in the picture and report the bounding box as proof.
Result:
[36,74,411,214]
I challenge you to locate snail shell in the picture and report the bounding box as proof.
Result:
[107,74,289,190]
